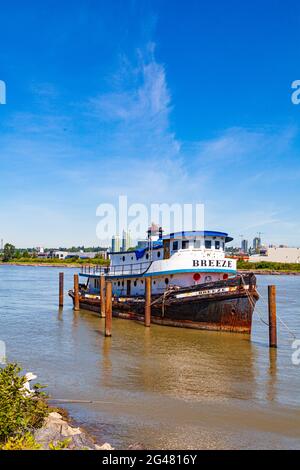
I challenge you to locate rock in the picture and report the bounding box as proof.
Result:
[48,412,63,420]
[35,411,112,450]
[95,443,114,450]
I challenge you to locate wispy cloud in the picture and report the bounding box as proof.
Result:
[1,41,299,246]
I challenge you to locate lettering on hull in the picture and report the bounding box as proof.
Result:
[193,259,233,269]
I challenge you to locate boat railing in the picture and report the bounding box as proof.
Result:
[81,261,152,277]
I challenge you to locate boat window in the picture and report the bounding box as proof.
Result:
[222,242,225,250]
[146,253,149,260]
[205,240,212,249]
[165,278,169,285]
[182,240,189,250]
[157,251,161,258]
[172,241,179,251]
[194,239,201,248]
[134,280,137,287]
[118,281,120,286]
[122,256,125,262]
[215,241,220,250]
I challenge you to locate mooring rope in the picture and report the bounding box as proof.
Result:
[239,273,297,339]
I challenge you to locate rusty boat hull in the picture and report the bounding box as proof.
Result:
[69,273,259,334]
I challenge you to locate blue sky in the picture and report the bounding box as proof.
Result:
[0,0,300,247]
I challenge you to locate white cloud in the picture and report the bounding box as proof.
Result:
[1,42,299,246]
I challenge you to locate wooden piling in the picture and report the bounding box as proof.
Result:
[59,272,64,307]
[268,285,277,348]
[100,275,106,318]
[74,274,80,311]
[105,281,112,337]
[145,277,151,327]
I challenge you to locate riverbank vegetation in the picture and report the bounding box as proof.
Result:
[0,257,109,267]
[0,243,110,267]
[0,363,49,450]
[237,260,300,272]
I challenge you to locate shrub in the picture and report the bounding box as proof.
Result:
[0,363,49,444]
[0,432,41,450]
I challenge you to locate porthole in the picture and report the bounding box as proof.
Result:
[157,251,161,258]
[153,280,156,285]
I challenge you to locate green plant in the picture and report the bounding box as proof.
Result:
[49,438,71,450]
[0,363,49,444]
[0,432,41,450]
[237,260,300,272]
[2,243,15,262]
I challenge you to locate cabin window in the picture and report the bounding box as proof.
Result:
[134,280,137,287]
[146,253,149,260]
[205,240,212,249]
[165,278,169,285]
[157,251,161,258]
[141,280,144,284]
[118,281,120,286]
[215,241,220,250]
[194,239,201,248]
[172,241,179,251]
[122,256,125,262]
[182,240,189,250]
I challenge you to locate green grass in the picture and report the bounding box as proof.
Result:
[0,257,109,266]
[237,260,300,272]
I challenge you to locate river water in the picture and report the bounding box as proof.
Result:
[0,265,299,449]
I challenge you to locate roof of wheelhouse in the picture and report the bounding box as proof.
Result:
[162,230,233,243]
[109,230,233,256]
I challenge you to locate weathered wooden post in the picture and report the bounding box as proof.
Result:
[105,281,112,337]
[100,275,106,318]
[268,285,277,348]
[59,272,64,307]
[74,274,80,311]
[145,277,151,327]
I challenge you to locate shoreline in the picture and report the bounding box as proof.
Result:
[34,406,114,450]
[0,262,93,268]
[1,262,300,275]
[238,269,300,276]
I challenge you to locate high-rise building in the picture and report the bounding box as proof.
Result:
[241,239,248,253]
[111,235,120,252]
[121,230,127,252]
[126,230,132,250]
[253,237,261,253]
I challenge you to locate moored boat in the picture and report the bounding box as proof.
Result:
[69,228,259,334]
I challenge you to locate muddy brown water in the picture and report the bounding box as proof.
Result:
[0,265,299,449]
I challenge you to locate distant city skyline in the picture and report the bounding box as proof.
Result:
[1,1,300,247]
